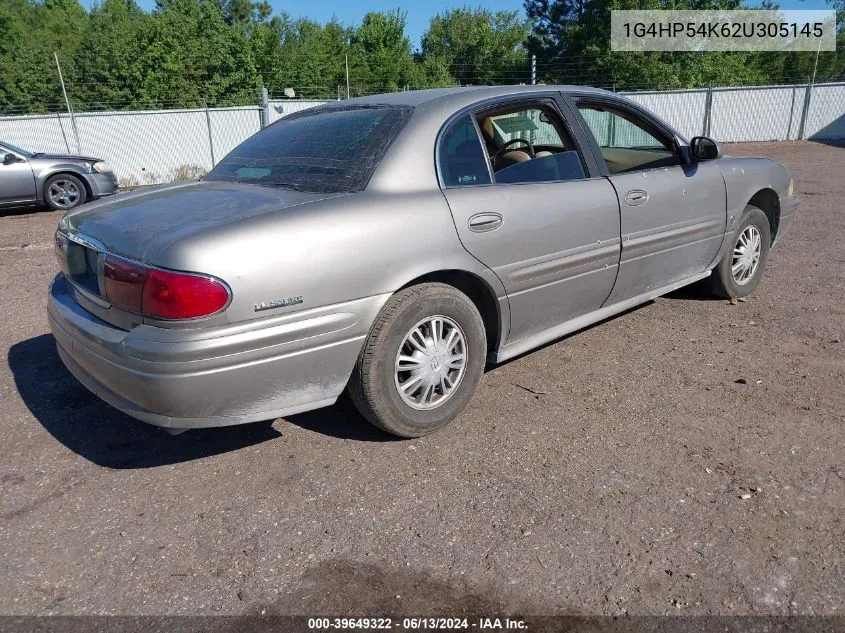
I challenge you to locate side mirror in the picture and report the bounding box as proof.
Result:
[3,153,19,165]
[689,136,722,161]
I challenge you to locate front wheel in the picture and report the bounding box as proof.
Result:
[348,283,487,438]
[708,205,771,299]
[44,174,87,211]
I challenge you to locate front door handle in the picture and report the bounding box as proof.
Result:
[624,190,649,206]
[468,212,503,232]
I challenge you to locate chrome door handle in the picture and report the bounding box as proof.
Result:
[468,212,503,232]
[624,190,649,206]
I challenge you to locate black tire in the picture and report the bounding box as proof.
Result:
[708,205,771,299]
[44,173,87,211]
[348,283,487,438]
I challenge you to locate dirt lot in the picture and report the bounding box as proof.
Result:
[0,141,843,618]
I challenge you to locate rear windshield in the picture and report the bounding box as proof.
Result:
[205,104,412,194]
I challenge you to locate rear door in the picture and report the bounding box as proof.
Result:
[0,146,36,206]
[569,96,727,304]
[437,95,621,344]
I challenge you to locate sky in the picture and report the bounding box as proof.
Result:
[76,0,834,49]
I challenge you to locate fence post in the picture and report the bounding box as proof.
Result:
[702,85,714,137]
[797,82,812,141]
[259,86,269,129]
[786,84,797,140]
[56,112,71,153]
[204,104,216,167]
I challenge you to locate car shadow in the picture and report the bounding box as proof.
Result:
[9,279,722,466]
[285,395,400,443]
[8,334,393,469]
[809,138,845,150]
[663,277,725,302]
[0,203,54,218]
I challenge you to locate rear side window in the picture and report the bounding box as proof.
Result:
[438,114,491,187]
[475,101,587,185]
[206,105,412,193]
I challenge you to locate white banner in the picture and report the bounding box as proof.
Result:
[611,10,836,52]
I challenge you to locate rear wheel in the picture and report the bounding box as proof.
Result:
[44,174,87,211]
[348,283,486,438]
[708,205,771,299]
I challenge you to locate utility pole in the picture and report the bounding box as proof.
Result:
[345,54,350,99]
[54,52,80,153]
[531,54,536,85]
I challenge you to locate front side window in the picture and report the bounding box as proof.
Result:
[1,141,33,157]
[206,105,412,193]
[476,102,586,185]
[576,103,680,174]
[438,114,492,187]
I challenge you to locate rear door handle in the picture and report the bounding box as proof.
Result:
[468,212,503,232]
[624,190,649,206]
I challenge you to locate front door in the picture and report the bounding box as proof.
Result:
[437,97,621,344]
[0,148,36,206]
[572,99,727,304]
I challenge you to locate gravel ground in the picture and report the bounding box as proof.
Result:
[0,141,843,617]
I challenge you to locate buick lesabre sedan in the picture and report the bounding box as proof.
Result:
[49,86,798,437]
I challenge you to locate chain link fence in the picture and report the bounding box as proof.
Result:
[0,82,842,186]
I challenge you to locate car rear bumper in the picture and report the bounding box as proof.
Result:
[48,274,389,429]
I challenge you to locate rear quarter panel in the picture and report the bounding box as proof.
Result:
[156,190,506,326]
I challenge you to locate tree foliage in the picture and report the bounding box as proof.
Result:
[525,0,844,89]
[0,0,842,114]
[421,8,531,85]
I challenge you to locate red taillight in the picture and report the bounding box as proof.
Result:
[103,256,148,312]
[103,254,229,320]
[142,268,229,319]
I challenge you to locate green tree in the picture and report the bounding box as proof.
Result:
[252,15,353,98]
[421,8,530,85]
[351,11,415,93]
[215,0,271,26]
[524,0,770,89]
[0,0,88,113]
[409,54,457,89]
[143,0,261,106]
[73,0,152,110]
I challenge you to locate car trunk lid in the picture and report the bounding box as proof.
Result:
[56,180,346,328]
[62,180,344,263]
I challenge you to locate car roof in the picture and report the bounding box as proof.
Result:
[363,85,620,193]
[350,85,612,112]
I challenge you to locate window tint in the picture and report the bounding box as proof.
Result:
[1,141,32,157]
[476,102,586,185]
[577,104,680,174]
[438,114,491,187]
[206,105,412,193]
[484,107,565,147]
[495,151,585,184]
